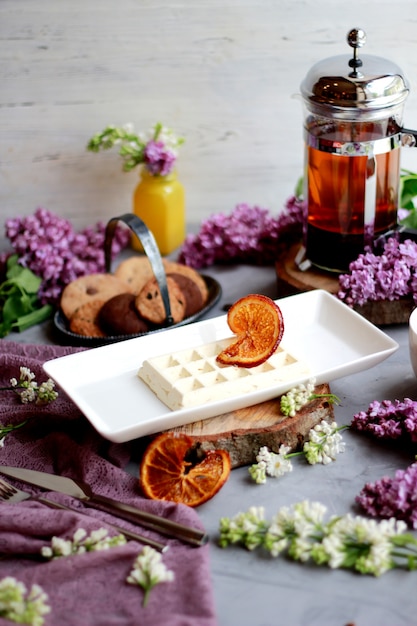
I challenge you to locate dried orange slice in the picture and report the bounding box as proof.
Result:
[216,293,284,368]
[139,433,231,507]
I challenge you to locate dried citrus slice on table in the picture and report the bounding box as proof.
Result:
[139,433,231,507]
[216,293,284,368]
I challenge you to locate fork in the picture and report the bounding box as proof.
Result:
[0,477,167,552]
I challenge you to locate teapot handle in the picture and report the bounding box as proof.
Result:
[401,129,417,148]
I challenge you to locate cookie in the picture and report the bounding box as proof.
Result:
[167,272,204,317]
[135,276,186,325]
[98,293,150,336]
[61,273,130,320]
[114,256,156,295]
[69,299,107,337]
[115,256,208,305]
[164,261,208,304]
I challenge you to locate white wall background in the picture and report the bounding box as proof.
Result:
[1,0,417,233]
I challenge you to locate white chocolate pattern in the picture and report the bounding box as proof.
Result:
[138,338,310,411]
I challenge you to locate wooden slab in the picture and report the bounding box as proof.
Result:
[169,383,334,468]
[275,243,414,326]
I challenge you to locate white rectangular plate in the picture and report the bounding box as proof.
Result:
[43,290,399,443]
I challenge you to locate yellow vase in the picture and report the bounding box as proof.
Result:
[132,167,186,255]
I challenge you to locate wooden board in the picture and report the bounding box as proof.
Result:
[275,243,414,326]
[169,383,334,468]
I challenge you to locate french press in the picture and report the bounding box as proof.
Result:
[300,28,417,272]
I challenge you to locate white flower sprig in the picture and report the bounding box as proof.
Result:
[41,527,126,560]
[1,367,58,405]
[126,546,175,607]
[248,420,347,484]
[41,532,174,609]
[280,378,340,417]
[248,444,293,484]
[219,500,417,576]
[0,366,58,448]
[0,576,50,626]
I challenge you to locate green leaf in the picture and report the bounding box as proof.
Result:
[294,177,304,199]
[5,254,19,271]
[399,210,417,229]
[399,170,417,227]
[0,319,12,338]
[0,256,50,337]
[2,294,29,324]
[11,304,53,332]
[407,555,417,571]
[6,264,42,294]
[391,533,417,548]
[401,178,417,209]
[400,171,417,210]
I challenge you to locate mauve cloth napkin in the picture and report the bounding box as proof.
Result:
[0,340,218,626]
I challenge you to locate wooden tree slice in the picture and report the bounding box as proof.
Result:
[169,383,335,468]
[276,244,340,295]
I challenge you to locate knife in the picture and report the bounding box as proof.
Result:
[0,466,208,547]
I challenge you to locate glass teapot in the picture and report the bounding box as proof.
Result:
[300,28,417,272]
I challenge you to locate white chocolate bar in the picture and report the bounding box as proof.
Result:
[137,338,310,411]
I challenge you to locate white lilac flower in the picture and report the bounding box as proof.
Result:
[248,445,293,483]
[318,513,407,576]
[41,537,73,559]
[41,527,126,560]
[127,546,175,607]
[37,378,58,403]
[19,367,36,383]
[264,445,293,478]
[291,536,313,562]
[219,500,417,576]
[303,421,346,465]
[0,576,50,626]
[249,421,347,485]
[319,532,346,569]
[248,461,267,484]
[20,386,37,404]
[219,507,267,550]
[3,367,58,406]
[295,500,327,525]
[323,514,395,576]
[291,501,326,542]
[264,529,289,558]
[240,508,266,539]
[280,379,316,417]
[358,541,393,576]
[268,505,294,535]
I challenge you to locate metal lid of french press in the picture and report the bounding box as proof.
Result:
[300,28,409,118]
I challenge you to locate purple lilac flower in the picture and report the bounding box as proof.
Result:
[178,196,305,269]
[356,462,417,528]
[144,141,176,176]
[274,194,307,233]
[338,237,417,306]
[351,398,417,443]
[5,208,130,305]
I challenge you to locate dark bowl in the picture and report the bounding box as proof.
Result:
[53,274,222,347]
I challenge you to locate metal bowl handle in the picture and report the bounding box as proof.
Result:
[104,214,174,326]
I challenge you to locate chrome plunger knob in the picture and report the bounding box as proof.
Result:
[347,28,366,74]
